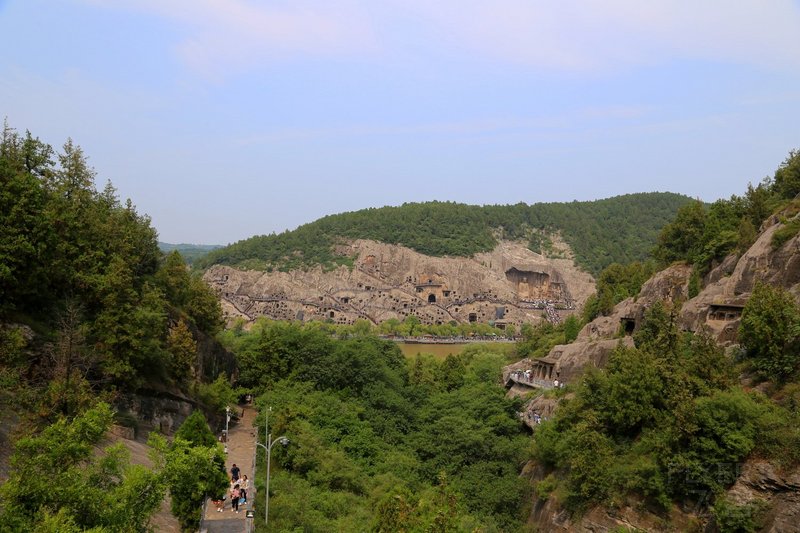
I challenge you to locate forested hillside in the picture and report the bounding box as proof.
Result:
[0,124,233,531]
[159,242,221,264]
[195,193,692,275]
[219,320,530,530]
[0,123,223,392]
[528,149,800,531]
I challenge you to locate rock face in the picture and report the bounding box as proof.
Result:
[509,216,800,532]
[681,219,800,346]
[727,461,800,533]
[204,239,595,328]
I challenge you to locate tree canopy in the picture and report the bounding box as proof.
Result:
[195,193,693,276]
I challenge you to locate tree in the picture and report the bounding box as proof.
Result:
[157,413,228,532]
[175,409,218,448]
[168,319,197,384]
[0,403,166,532]
[772,149,800,200]
[739,283,800,381]
[654,200,707,265]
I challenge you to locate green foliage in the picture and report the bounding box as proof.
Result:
[158,416,229,532]
[739,282,800,381]
[167,319,197,384]
[590,261,656,318]
[0,403,166,532]
[772,149,800,200]
[654,148,800,271]
[196,193,693,276]
[711,496,767,533]
[0,122,224,393]
[230,325,528,530]
[771,216,800,250]
[532,304,799,514]
[517,319,585,359]
[193,373,238,414]
[175,409,218,448]
[158,242,221,264]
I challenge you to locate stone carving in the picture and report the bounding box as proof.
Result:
[203,239,596,328]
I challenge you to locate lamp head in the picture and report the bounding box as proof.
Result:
[278,437,289,446]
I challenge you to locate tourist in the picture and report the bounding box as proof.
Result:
[231,463,240,481]
[554,378,559,388]
[231,484,241,513]
[212,493,225,512]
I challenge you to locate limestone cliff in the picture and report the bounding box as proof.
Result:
[508,214,800,532]
[203,239,595,329]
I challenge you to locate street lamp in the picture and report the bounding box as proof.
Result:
[224,406,231,454]
[255,406,289,527]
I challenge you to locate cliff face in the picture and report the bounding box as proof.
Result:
[203,239,595,328]
[510,216,800,532]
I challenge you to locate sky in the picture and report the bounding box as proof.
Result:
[1,1,799,245]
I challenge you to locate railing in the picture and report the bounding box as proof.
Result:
[507,375,554,389]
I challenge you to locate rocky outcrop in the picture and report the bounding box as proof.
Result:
[681,219,800,346]
[726,461,800,533]
[204,239,595,329]
[577,263,693,342]
[512,216,800,532]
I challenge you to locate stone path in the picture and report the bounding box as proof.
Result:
[201,405,257,533]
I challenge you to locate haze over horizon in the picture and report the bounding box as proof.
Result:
[2,0,799,245]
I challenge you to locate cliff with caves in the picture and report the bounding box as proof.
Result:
[204,239,596,329]
[506,212,800,532]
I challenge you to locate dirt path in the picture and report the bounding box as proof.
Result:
[201,405,257,533]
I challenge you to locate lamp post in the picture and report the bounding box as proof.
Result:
[224,405,231,454]
[255,406,289,527]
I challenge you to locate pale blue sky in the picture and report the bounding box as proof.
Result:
[2,0,799,244]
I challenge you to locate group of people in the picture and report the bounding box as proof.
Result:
[211,463,250,514]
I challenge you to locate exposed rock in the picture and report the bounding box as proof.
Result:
[514,217,800,532]
[540,338,634,383]
[117,390,196,436]
[680,222,800,345]
[576,263,693,342]
[525,461,702,532]
[726,461,800,533]
[204,239,596,328]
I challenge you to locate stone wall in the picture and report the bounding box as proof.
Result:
[205,239,596,328]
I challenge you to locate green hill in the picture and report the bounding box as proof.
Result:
[195,192,693,275]
[158,242,221,264]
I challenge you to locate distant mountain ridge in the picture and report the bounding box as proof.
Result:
[158,242,222,264]
[195,193,693,275]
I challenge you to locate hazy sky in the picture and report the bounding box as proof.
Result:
[2,1,799,244]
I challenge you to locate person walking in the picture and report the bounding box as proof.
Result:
[230,484,241,513]
[230,463,240,482]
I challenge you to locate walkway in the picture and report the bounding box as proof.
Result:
[201,405,257,533]
[506,374,555,390]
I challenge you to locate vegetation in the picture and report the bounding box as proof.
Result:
[654,149,800,274]
[220,322,530,530]
[0,403,166,532]
[158,242,222,264]
[0,123,231,531]
[0,123,223,396]
[531,302,800,515]
[739,283,800,382]
[195,193,692,276]
[155,411,229,532]
[582,261,657,321]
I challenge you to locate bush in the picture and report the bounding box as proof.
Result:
[712,496,767,533]
[771,217,800,250]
